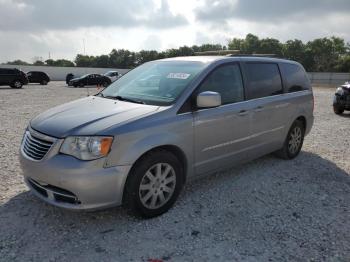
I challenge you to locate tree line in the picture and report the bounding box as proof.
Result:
[4,34,350,72]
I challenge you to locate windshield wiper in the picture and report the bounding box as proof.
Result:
[114,96,145,104]
[98,93,145,104]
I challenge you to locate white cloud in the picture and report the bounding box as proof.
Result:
[0,0,349,63]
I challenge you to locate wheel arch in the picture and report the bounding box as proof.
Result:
[131,144,188,182]
[121,144,188,205]
[295,115,307,130]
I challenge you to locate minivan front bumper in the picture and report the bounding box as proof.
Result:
[20,151,131,210]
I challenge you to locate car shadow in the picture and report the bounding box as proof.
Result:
[338,112,350,118]
[0,152,349,261]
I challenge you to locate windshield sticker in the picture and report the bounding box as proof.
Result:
[167,73,191,80]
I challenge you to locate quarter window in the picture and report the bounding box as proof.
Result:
[280,63,310,93]
[246,63,283,99]
[197,64,244,105]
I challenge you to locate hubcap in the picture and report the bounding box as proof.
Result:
[139,163,176,209]
[288,126,302,154]
[14,81,21,88]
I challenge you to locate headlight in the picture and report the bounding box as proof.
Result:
[336,87,344,96]
[60,136,113,160]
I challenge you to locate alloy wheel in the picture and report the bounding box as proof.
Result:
[138,163,176,209]
[288,126,302,154]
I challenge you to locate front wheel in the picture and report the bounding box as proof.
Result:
[124,150,184,218]
[333,105,344,115]
[102,81,109,87]
[12,80,23,89]
[40,80,48,85]
[275,120,305,160]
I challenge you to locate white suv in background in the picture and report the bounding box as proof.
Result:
[104,71,121,82]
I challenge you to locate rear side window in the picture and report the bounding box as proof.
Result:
[0,69,14,74]
[280,63,310,93]
[197,64,244,105]
[245,63,283,99]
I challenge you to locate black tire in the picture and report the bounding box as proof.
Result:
[333,105,344,115]
[102,81,109,87]
[79,82,84,88]
[275,120,305,160]
[12,80,23,89]
[123,150,184,218]
[40,80,48,85]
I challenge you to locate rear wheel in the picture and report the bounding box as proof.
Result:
[333,105,344,115]
[12,80,23,89]
[79,82,84,88]
[102,81,109,87]
[40,80,48,85]
[124,150,184,218]
[275,120,305,160]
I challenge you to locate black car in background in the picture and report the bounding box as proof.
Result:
[333,82,350,114]
[66,73,74,85]
[0,68,28,88]
[27,71,50,85]
[69,74,111,87]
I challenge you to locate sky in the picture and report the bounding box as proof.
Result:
[0,0,349,63]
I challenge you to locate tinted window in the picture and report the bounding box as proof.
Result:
[0,69,14,74]
[246,63,283,99]
[281,63,309,92]
[197,64,244,105]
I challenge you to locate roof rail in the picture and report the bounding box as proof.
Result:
[228,53,277,58]
[194,50,240,56]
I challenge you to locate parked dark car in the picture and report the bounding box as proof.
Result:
[69,74,111,88]
[27,71,50,85]
[66,73,74,85]
[333,82,350,114]
[0,68,28,88]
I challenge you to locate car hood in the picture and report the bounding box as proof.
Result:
[70,77,81,82]
[30,96,160,138]
[341,84,350,90]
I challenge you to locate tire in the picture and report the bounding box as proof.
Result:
[275,120,305,160]
[123,150,184,218]
[40,80,48,85]
[12,80,23,89]
[333,105,344,115]
[79,82,84,88]
[102,81,109,87]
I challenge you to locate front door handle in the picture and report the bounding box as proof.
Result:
[238,110,249,116]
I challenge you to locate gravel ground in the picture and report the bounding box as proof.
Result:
[0,82,349,262]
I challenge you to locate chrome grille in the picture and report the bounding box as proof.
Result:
[22,129,56,161]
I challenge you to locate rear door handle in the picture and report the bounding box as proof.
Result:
[238,110,249,116]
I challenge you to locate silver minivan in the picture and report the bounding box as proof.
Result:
[20,56,314,217]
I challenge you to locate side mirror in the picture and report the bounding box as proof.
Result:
[196,91,222,108]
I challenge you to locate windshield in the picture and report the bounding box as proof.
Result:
[100,61,207,106]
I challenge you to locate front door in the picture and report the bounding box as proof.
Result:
[193,63,255,175]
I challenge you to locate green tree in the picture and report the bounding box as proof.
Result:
[259,38,283,56]
[6,59,30,65]
[33,60,45,66]
[74,55,94,67]
[306,37,347,71]
[228,38,245,51]
[109,49,136,68]
[135,50,160,65]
